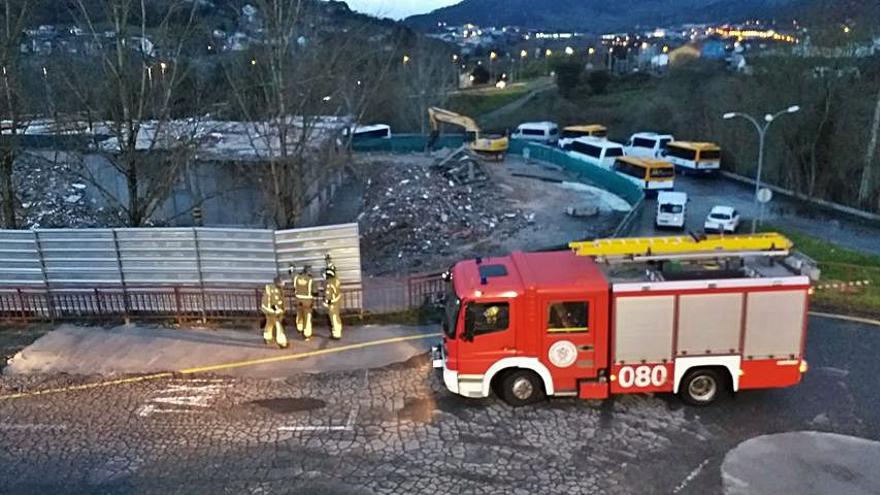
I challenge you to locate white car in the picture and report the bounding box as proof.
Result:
[704,206,741,233]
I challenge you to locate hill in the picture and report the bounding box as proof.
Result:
[405,0,797,32]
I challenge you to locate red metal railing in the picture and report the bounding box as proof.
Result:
[0,276,438,324]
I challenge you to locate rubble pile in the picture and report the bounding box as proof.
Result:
[358,160,533,274]
[15,154,124,229]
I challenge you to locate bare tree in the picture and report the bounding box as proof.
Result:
[399,37,455,134]
[223,0,397,229]
[56,0,203,226]
[0,0,32,228]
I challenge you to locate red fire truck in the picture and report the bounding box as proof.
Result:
[432,233,814,406]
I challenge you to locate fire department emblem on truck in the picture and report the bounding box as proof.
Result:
[548,341,578,368]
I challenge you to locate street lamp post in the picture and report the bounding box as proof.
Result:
[723,105,800,233]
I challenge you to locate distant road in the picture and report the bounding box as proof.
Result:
[634,174,880,256]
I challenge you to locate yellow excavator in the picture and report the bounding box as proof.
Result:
[427,107,509,161]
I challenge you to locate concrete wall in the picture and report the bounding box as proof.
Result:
[80,154,344,228]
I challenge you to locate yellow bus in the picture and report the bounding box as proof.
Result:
[612,156,675,193]
[558,125,608,148]
[663,141,721,173]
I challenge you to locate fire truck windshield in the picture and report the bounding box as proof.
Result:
[443,281,460,339]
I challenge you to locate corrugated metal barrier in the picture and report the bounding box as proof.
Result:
[0,223,365,319]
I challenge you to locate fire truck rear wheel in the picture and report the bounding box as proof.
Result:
[500,370,545,407]
[679,368,725,406]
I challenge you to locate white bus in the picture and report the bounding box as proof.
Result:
[625,132,674,159]
[512,121,560,145]
[564,137,625,170]
[345,124,392,141]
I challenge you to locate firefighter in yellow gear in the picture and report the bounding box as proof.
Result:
[291,265,315,340]
[323,261,343,340]
[261,276,289,349]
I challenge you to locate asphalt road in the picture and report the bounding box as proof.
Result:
[635,175,880,255]
[0,315,877,494]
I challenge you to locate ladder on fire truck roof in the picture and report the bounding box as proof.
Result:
[569,232,793,262]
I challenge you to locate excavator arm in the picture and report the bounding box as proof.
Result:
[428,107,479,149]
[426,107,508,161]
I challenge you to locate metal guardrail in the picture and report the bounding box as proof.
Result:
[612,196,646,238]
[0,273,447,324]
[0,285,367,324]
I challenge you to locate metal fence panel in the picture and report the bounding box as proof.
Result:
[195,228,276,285]
[0,223,364,312]
[0,230,43,286]
[37,229,121,285]
[116,228,201,285]
[275,223,363,310]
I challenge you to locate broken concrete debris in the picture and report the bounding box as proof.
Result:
[358,159,529,274]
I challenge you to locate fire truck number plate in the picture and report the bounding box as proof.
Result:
[618,365,668,388]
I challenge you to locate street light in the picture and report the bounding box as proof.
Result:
[564,46,574,56]
[722,105,801,232]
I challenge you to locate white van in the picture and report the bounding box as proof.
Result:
[625,132,674,159]
[345,124,391,141]
[512,121,560,145]
[564,137,625,170]
[656,191,688,230]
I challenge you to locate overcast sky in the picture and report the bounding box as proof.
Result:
[343,0,460,20]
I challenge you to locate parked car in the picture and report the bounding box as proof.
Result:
[704,206,741,233]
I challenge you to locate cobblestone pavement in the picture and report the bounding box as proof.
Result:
[0,316,877,495]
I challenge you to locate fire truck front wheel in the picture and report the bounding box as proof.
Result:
[679,368,727,406]
[499,370,546,407]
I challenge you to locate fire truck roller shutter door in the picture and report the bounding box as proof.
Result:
[673,355,741,394]
[677,293,743,356]
[744,291,807,360]
[482,358,556,398]
[614,295,675,364]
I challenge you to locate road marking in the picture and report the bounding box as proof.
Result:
[0,332,440,402]
[0,373,174,401]
[174,333,439,375]
[136,382,224,417]
[672,458,710,494]
[278,406,359,433]
[277,370,369,433]
[0,423,68,431]
[809,312,880,327]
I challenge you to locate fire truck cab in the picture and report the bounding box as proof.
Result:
[433,234,814,407]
